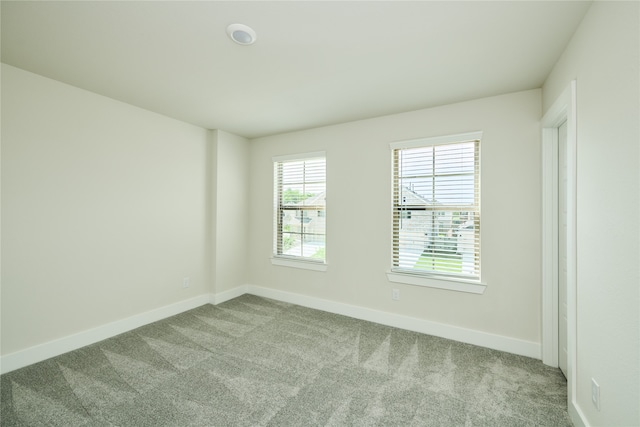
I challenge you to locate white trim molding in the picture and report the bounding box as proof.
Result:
[272,150,325,163]
[1,283,542,375]
[211,285,248,305]
[541,81,580,426]
[246,284,539,359]
[0,294,212,374]
[390,131,483,150]
[270,257,328,271]
[386,272,486,294]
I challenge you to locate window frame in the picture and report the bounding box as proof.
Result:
[388,132,486,294]
[272,151,327,271]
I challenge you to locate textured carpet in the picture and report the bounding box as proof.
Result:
[0,295,571,426]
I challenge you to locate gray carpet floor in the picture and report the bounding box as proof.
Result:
[0,295,571,426]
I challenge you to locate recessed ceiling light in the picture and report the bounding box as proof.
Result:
[226,24,257,45]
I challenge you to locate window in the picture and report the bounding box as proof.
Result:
[391,132,481,281]
[273,152,326,264]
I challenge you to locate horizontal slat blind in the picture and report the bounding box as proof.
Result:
[274,154,326,262]
[392,135,480,279]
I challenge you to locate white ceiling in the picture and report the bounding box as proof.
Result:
[1,1,591,139]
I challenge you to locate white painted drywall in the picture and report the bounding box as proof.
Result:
[248,89,542,345]
[212,129,250,293]
[1,64,211,356]
[542,2,640,426]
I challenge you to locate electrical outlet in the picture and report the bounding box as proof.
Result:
[392,288,400,301]
[182,277,190,288]
[591,378,600,411]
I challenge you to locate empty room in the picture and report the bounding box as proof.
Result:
[1,1,638,426]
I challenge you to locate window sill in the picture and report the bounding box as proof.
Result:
[271,257,328,272]
[386,271,486,294]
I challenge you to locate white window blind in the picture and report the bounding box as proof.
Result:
[273,153,326,262]
[391,133,481,280]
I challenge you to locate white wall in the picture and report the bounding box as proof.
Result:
[249,89,542,348]
[1,64,211,356]
[212,130,250,294]
[542,2,639,426]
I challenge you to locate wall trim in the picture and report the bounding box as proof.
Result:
[246,284,540,359]
[569,402,587,427]
[541,80,581,427]
[2,283,542,374]
[0,294,212,374]
[211,285,248,305]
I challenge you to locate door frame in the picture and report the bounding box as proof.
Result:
[541,81,577,411]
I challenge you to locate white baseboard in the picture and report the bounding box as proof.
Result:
[1,284,542,375]
[0,294,212,374]
[246,284,541,359]
[210,285,248,305]
[569,400,588,427]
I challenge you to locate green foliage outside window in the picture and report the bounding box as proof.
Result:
[283,188,315,204]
